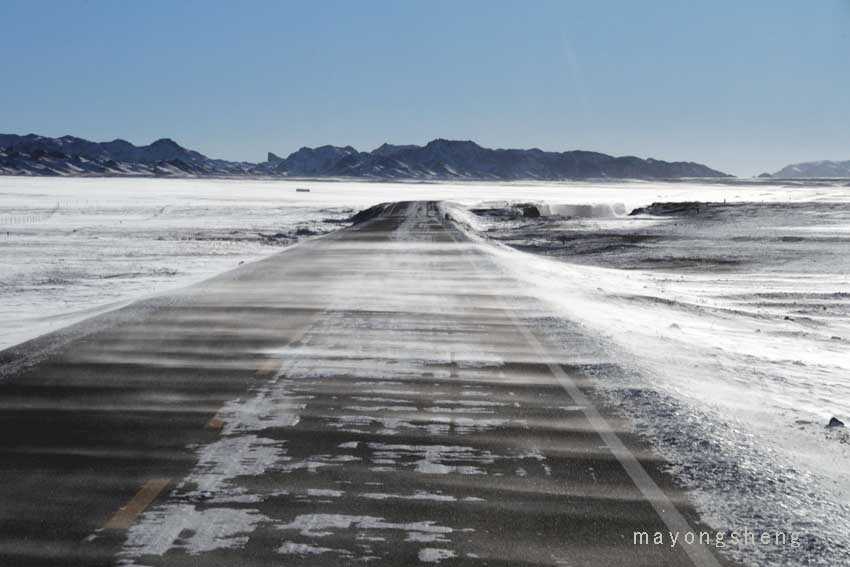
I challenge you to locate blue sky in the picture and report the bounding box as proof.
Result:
[1,0,847,176]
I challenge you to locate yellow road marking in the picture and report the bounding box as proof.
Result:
[103,479,170,530]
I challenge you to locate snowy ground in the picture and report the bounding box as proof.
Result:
[3,176,844,352]
[2,176,849,566]
[442,196,850,566]
[0,178,361,350]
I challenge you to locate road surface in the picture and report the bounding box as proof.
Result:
[0,202,732,566]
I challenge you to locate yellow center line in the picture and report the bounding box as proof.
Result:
[96,358,283,537]
[103,479,170,530]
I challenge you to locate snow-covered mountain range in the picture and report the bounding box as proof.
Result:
[0,133,730,179]
[0,134,253,177]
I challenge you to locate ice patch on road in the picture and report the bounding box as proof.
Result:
[281,454,361,473]
[419,547,457,563]
[219,391,307,434]
[368,442,499,475]
[187,435,288,498]
[120,506,268,562]
[359,490,466,502]
[307,488,344,498]
[278,541,341,556]
[279,514,459,541]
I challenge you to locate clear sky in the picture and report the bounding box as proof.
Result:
[1,0,848,176]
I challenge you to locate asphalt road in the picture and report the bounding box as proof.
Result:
[0,201,733,566]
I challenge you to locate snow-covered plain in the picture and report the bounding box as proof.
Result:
[2,176,849,566]
[0,177,362,350]
[3,176,844,352]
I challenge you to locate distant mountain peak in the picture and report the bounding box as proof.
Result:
[772,159,850,178]
[150,138,181,148]
[371,143,418,157]
[426,138,481,148]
